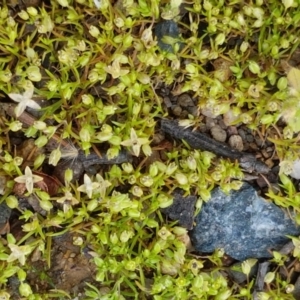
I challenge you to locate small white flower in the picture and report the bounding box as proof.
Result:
[8,85,41,117]
[7,244,33,265]
[14,166,43,194]
[77,174,100,198]
[121,128,150,157]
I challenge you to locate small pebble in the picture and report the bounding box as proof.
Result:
[218,119,227,130]
[152,132,165,145]
[210,125,227,142]
[201,107,217,118]
[237,129,246,140]
[180,110,189,118]
[223,109,239,126]
[254,136,264,147]
[187,106,198,116]
[249,142,258,151]
[205,117,216,129]
[227,126,238,136]
[178,94,194,107]
[172,105,182,116]
[228,135,243,151]
[163,97,172,108]
[246,134,254,143]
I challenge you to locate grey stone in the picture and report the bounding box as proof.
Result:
[154,20,183,53]
[190,183,300,261]
[210,125,227,142]
[0,202,11,225]
[161,190,197,230]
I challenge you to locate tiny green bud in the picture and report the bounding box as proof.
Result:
[9,121,22,132]
[91,224,101,233]
[203,0,212,10]
[120,230,133,243]
[267,101,278,111]
[87,199,98,211]
[49,148,61,166]
[282,0,294,10]
[166,162,178,175]
[47,79,58,91]
[122,163,133,173]
[260,114,274,125]
[140,175,153,187]
[0,70,12,82]
[39,200,53,211]
[132,185,143,197]
[33,121,47,130]
[73,236,83,246]
[110,232,119,244]
[128,209,141,218]
[18,10,29,20]
[114,17,124,28]
[215,33,225,45]
[199,190,211,201]
[128,175,136,184]
[186,156,197,170]
[64,169,73,184]
[286,284,294,294]
[88,69,99,82]
[158,194,173,208]
[79,127,90,142]
[27,66,42,82]
[6,195,18,209]
[175,173,188,185]
[271,45,279,57]
[103,105,116,115]
[215,290,232,300]
[149,163,158,177]
[277,77,288,90]
[19,283,32,297]
[13,156,23,166]
[123,35,133,48]
[82,94,94,105]
[132,103,141,116]
[57,0,69,7]
[89,25,100,38]
[124,260,136,271]
[27,7,38,16]
[34,154,46,169]
[240,41,249,53]
[264,271,275,284]
[248,61,260,74]
[34,135,48,148]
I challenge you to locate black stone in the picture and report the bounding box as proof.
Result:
[190,183,300,261]
[161,190,197,230]
[154,20,183,53]
[0,202,11,226]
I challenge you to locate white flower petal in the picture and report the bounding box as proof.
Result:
[26,100,41,110]
[8,93,24,103]
[24,85,34,98]
[14,101,27,117]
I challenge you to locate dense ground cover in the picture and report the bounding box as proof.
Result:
[1,0,300,299]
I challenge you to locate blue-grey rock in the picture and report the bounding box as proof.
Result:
[0,202,11,225]
[154,20,183,53]
[190,183,300,261]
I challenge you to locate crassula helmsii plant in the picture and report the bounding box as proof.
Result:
[0,0,300,298]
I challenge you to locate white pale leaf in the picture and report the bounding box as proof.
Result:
[27,100,41,110]
[287,67,300,93]
[23,85,34,98]
[14,102,27,117]
[8,93,24,103]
